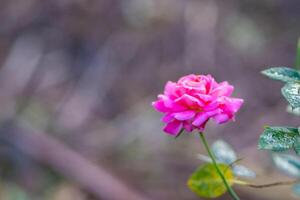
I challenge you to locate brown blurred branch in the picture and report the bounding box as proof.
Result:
[245,180,299,188]
[0,121,150,200]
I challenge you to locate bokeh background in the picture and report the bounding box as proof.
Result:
[0,0,300,199]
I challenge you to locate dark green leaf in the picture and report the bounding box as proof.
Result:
[281,82,300,109]
[261,67,300,82]
[258,126,299,152]
[282,82,300,108]
[294,137,300,155]
[187,163,234,198]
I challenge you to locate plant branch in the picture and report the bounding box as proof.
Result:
[0,121,150,200]
[199,132,240,200]
[233,179,299,188]
[247,180,298,188]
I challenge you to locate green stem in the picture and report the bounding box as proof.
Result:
[296,37,300,70]
[199,132,240,200]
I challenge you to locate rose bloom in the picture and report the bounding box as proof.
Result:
[152,74,244,136]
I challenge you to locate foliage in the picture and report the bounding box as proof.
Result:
[259,41,300,154]
[272,153,300,178]
[261,67,300,109]
[272,153,300,196]
[258,126,300,153]
[187,163,234,198]
[198,140,256,179]
[261,67,300,83]
[258,39,300,197]
[282,82,300,109]
[189,140,255,198]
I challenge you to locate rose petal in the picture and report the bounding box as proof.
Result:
[152,100,168,112]
[157,94,173,107]
[204,101,219,111]
[178,74,197,84]
[175,94,204,108]
[213,113,230,124]
[183,121,194,132]
[164,81,179,98]
[201,74,214,93]
[195,93,213,103]
[192,110,219,127]
[211,81,234,97]
[152,95,186,112]
[173,110,196,121]
[161,113,173,123]
[217,97,244,113]
[163,120,183,136]
[192,112,209,127]
[152,74,244,134]
[228,98,244,112]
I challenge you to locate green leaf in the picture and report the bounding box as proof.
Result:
[258,126,299,152]
[294,137,300,155]
[211,140,237,165]
[272,153,300,178]
[197,154,256,179]
[187,163,234,198]
[282,82,300,108]
[261,67,300,82]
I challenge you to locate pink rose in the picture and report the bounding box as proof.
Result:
[152,74,244,136]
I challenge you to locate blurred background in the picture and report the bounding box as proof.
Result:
[0,0,300,199]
